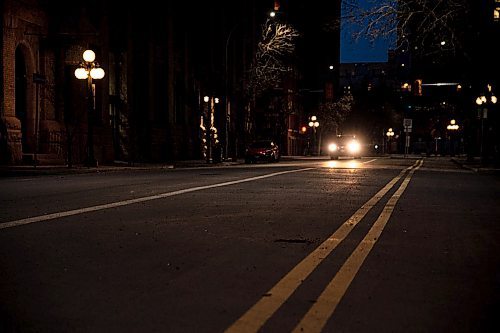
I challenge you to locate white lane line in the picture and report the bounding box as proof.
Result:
[225,160,420,333]
[0,168,315,230]
[362,158,377,164]
[292,159,423,333]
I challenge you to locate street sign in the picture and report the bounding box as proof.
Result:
[403,118,412,133]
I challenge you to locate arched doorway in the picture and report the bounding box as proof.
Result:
[15,47,28,152]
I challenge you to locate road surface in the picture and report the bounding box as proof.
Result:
[1,157,499,332]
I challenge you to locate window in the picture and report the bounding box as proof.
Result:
[494,8,500,21]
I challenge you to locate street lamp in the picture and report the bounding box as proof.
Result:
[224,21,242,162]
[203,96,219,163]
[74,49,105,167]
[446,119,459,131]
[447,119,460,156]
[225,10,277,161]
[386,128,395,154]
[308,116,320,155]
[475,87,497,163]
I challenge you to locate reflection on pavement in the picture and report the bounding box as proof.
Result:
[324,160,361,169]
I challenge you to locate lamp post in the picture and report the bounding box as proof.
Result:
[203,96,219,163]
[386,128,395,154]
[74,49,105,167]
[446,119,460,156]
[224,23,240,162]
[308,115,320,155]
[224,11,277,161]
[475,88,497,163]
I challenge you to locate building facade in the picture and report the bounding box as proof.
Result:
[1,0,343,165]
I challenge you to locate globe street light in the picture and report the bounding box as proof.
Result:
[386,128,395,154]
[475,87,497,163]
[203,96,219,163]
[308,116,320,155]
[446,119,459,131]
[447,119,460,156]
[74,49,105,167]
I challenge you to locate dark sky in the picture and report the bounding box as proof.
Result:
[340,33,392,63]
[340,1,394,63]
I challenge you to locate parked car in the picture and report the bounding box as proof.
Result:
[245,140,280,163]
[327,135,362,160]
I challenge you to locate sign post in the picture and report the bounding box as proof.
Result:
[403,118,412,158]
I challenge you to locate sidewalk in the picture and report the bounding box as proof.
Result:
[450,156,500,173]
[0,158,246,177]
[2,155,499,177]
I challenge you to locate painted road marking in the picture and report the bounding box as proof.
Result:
[0,168,315,230]
[225,160,421,333]
[293,159,423,333]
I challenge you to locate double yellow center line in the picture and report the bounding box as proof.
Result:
[226,159,424,333]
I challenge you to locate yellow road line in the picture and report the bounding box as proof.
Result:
[225,160,421,333]
[292,159,423,333]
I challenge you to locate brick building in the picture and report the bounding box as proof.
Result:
[1,1,343,164]
[0,0,277,165]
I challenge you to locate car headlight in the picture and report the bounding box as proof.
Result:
[347,140,361,153]
[328,143,338,152]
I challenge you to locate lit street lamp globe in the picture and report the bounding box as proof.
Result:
[90,67,105,80]
[74,67,88,80]
[83,49,96,62]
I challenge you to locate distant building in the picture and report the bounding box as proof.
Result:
[337,62,398,147]
[387,1,499,157]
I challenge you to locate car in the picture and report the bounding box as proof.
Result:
[327,135,362,160]
[245,140,280,163]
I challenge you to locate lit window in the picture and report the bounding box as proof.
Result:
[495,8,500,20]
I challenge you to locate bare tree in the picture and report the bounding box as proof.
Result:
[242,18,299,147]
[317,92,354,135]
[247,19,299,96]
[341,0,470,57]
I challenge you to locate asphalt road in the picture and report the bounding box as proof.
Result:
[1,157,499,332]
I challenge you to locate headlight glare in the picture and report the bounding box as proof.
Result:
[347,140,361,153]
[328,143,338,152]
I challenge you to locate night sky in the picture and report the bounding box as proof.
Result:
[340,1,394,63]
[340,33,392,63]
